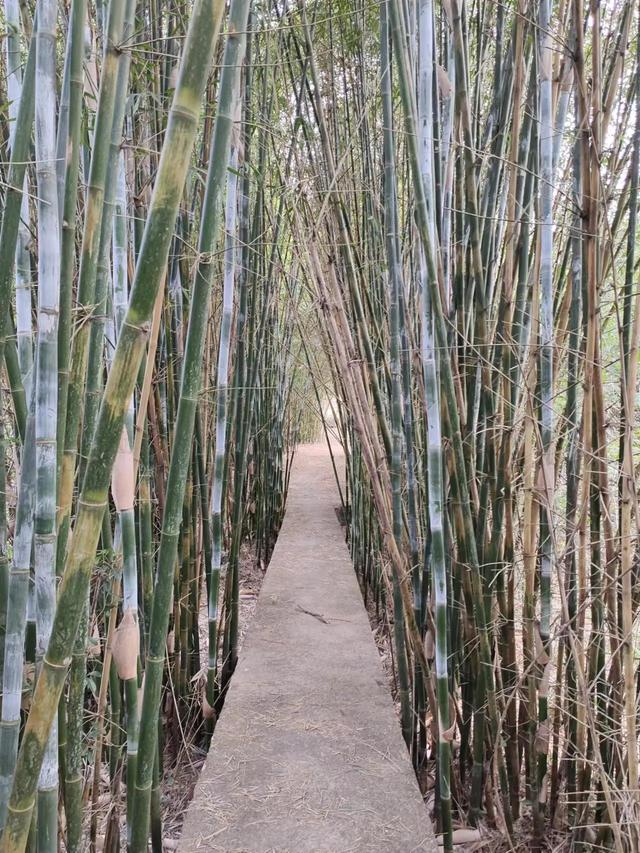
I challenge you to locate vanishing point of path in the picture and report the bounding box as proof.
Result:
[180,441,437,852]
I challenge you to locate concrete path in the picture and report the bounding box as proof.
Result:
[180,442,436,852]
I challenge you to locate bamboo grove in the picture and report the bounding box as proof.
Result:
[0,0,309,848]
[281,0,640,850]
[0,0,638,851]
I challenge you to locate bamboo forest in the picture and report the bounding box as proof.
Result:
[0,0,639,849]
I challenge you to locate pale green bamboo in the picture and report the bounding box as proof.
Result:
[0,407,36,828]
[33,0,61,843]
[0,0,28,703]
[207,139,240,711]
[111,157,139,838]
[535,0,554,838]
[417,0,452,845]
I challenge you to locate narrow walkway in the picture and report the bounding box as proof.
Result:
[181,442,436,852]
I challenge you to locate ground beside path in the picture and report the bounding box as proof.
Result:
[180,441,437,852]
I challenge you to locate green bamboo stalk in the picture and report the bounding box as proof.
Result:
[79,0,136,473]
[4,0,33,401]
[4,341,27,446]
[130,4,249,843]
[195,409,212,602]
[56,0,88,484]
[619,4,640,814]
[112,427,140,842]
[0,393,6,697]
[564,71,582,813]
[0,21,35,443]
[54,5,89,832]
[139,427,154,643]
[0,0,27,701]
[56,0,128,572]
[4,0,23,146]
[0,407,36,828]
[111,170,140,825]
[13,195,32,404]
[63,596,87,853]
